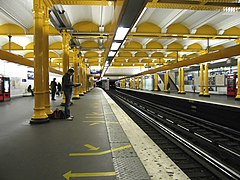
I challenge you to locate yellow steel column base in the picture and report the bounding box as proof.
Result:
[79,93,84,96]
[72,96,80,100]
[45,107,53,115]
[235,95,240,100]
[178,91,186,94]
[30,109,49,124]
[164,90,170,93]
[199,93,204,96]
[203,94,210,97]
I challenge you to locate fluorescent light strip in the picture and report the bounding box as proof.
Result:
[108,51,116,57]
[114,27,130,40]
[110,42,121,50]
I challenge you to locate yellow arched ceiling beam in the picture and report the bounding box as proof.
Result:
[137,44,240,77]
[167,52,178,58]
[0,24,25,35]
[118,52,132,57]
[73,21,99,32]
[81,40,98,48]
[128,59,139,63]
[86,58,98,63]
[49,42,62,50]
[137,22,161,33]
[196,25,217,35]
[167,23,189,34]
[187,43,203,50]
[28,25,58,35]
[210,45,225,51]
[26,42,34,50]
[49,51,59,58]
[104,23,111,33]
[168,42,183,49]
[2,42,23,50]
[142,59,152,63]
[186,53,199,59]
[114,58,126,63]
[135,52,148,57]
[24,51,59,58]
[146,2,240,11]
[146,41,163,49]
[24,52,34,58]
[151,52,164,57]
[84,51,98,58]
[124,41,142,49]
[224,27,240,36]
[0,49,62,75]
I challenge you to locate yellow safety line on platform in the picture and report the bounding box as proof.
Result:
[63,171,116,180]
[69,144,132,156]
[83,121,119,126]
[85,116,104,118]
[86,112,113,115]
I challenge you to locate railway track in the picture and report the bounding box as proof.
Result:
[107,89,240,180]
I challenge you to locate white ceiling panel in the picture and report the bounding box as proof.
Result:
[0,0,33,29]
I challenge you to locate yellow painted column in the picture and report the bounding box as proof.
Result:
[42,4,52,115]
[154,73,158,91]
[123,79,126,88]
[181,68,185,94]
[79,57,84,96]
[31,0,48,123]
[199,64,204,96]
[137,76,140,89]
[85,65,88,92]
[203,63,210,97]
[164,71,170,92]
[129,78,132,89]
[72,48,80,99]
[235,58,240,100]
[141,76,144,90]
[61,30,71,104]
[82,63,86,93]
[178,68,181,93]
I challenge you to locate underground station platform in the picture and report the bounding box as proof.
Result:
[0,88,188,180]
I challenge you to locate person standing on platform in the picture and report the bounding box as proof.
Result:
[50,78,57,100]
[57,82,62,96]
[62,69,80,120]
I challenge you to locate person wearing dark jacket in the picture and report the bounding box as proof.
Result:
[50,78,57,100]
[62,69,80,120]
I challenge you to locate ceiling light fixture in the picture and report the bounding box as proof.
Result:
[108,51,116,57]
[114,27,130,40]
[110,42,121,50]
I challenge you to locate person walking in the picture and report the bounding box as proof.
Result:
[62,69,80,120]
[27,85,34,96]
[50,78,57,100]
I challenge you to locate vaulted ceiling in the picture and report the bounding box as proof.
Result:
[1,0,240,79]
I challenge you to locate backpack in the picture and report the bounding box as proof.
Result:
[49,108,66,119]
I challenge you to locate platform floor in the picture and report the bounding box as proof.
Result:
[121,88,240,108]
[0,88,188,180]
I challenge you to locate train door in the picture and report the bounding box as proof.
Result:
[0,75,4,102]
[3,77,10,101]
[227,74,236,96]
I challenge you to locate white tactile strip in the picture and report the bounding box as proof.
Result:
[113,157,150,180]
[101,98,150,179]
[102,89,190,180]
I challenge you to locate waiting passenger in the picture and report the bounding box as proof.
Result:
[27,85,34,96]
[50,78,57,100]
[62,69,80,120]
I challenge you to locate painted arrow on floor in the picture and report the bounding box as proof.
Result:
[63,171,116,180]
[84,144,100,151]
